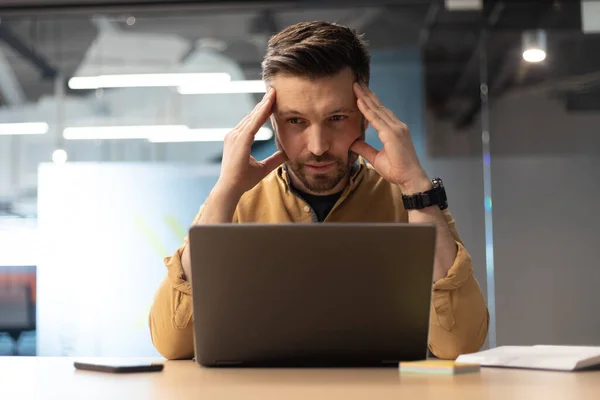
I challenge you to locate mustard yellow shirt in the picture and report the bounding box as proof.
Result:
[149,160,489,360]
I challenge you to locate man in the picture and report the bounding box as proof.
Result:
[149,21,489,360]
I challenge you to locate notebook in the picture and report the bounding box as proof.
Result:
[455,345,600,371]
[399,359,480,375]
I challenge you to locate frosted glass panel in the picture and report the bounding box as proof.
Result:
[36,163,219,356]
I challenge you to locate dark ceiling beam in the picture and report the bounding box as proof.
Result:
[249,9,278,35]
[454,1,572,128]
[0,21,57,79]
[0,0,431,16]
[422,25,580,34]
[565,90,600,112]
[419,0,442,49]
[454,44,520,128]
[441,0,505,119]
[0,20,93,99]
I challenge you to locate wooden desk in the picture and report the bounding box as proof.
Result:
[1,357,599,399]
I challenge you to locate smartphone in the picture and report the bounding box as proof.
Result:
[73,360,164,373]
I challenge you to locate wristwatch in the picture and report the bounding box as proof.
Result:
[402,177,448,210]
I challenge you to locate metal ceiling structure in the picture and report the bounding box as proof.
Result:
[0,0,595,130]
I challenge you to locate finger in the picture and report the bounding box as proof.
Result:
[353,81,371,102]
[236,89,274,133]
[356,90,392,127]
[350,140,379,165]
[235,113,252,133]
[356,97,393,135]
[376,103,397,125]
[358,87,397,127]
[355,83,399,126]
[243,89,276,139]
[260,150,288,173]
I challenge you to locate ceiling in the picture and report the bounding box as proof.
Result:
[0,0,596,131]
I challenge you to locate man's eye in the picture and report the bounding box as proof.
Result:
[288,118,302,125]
[330,115,347,122]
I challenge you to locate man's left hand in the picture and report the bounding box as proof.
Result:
[350,82,431,194]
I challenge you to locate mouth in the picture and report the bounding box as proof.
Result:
[304,162,335,173]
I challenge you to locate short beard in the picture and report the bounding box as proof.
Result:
[275,121,364,194]
[289,152,349,194]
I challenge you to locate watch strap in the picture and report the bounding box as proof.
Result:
[402,180,448,210]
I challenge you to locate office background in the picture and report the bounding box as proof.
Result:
[0,0,599,356]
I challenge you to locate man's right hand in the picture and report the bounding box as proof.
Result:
[182,87,286,280]
[215,87,287,199]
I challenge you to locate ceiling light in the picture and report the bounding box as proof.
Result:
[178,80,266,94]
[0,122,48,135]
[68,73,231,89]
[63,125,189,140]
[444,0,482,11]
[52,149,68,164]
[522,30,547,63]
[522,49,546,63]
[62,125,272,142]
[148,127,273,142]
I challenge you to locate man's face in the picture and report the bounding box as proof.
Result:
[270,68,366,195]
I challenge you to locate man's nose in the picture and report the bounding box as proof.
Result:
[306,126,330,156]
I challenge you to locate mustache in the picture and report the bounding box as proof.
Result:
[298,153,339,164]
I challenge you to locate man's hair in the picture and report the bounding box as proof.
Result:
[262,21,370,84]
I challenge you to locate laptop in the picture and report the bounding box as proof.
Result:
[188,223,436,367]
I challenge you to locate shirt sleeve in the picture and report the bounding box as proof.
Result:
[148,205,206,360]
[428,209,490,359]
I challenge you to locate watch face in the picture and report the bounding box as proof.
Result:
[432,177,444,188]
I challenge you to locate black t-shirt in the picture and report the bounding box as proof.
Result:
[297,190,344,222]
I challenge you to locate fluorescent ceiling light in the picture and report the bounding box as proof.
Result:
[444,0,482,10]
[68,73,231,89]
[63,125,189,140]
[0,122,48,135]
[63,125,272,142]
[148,127,273,142]
[178,80,266,94]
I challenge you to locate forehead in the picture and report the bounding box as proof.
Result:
[271,68,357,114]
